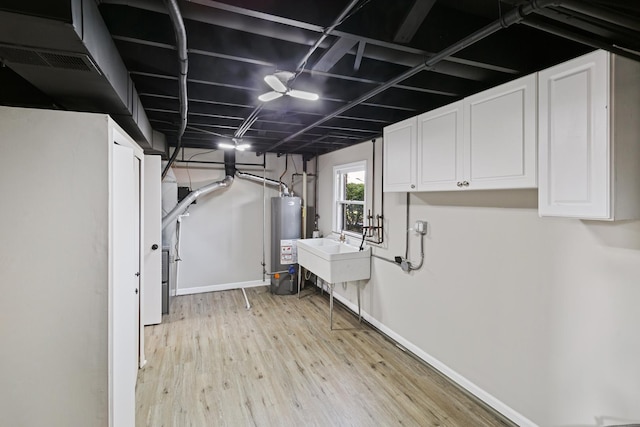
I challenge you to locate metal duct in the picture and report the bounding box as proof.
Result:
[0,0,152,148]
[161,0,188,178]
[236,171,290,196]
[162,147,237,229]
[162,175,233,230]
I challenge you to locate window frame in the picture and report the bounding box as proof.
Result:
[332,160,367,238]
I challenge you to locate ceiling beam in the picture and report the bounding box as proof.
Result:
[129,70,421,112]
[116,35,461,96]
[261,0,572,152]
[522,16,640,61]
[353,41,366,71]
[312,37,359,73]
[394,0,437,43]
[101,0,519,77]
[560,0,640,32]
[533,8,640,45]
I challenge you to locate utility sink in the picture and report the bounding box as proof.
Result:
[296,238,371,284]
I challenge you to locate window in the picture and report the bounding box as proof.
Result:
[333,161,366,236]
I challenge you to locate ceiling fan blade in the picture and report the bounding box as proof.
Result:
[264,75,287,92]
[288,89,319,101]
[258,91,284,102]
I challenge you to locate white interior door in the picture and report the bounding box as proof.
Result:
[143,155,162,325]
[112,143,138,427]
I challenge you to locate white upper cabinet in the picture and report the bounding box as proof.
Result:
[384,74,537,192]
[417,101,464,191]
[538,49,640,220]
[464,73,537,190]
[383,116,417,192]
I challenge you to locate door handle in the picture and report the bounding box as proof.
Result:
[151,244,159,250]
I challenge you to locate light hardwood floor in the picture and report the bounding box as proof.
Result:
[136,286,516,427]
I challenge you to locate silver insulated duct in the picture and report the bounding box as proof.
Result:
[0,0,153,148]
[162,175,233,230]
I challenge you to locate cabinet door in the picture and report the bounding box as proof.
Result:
[538,50,610,218]
[383,116,417,192]
[464,74,537,190]
[417,101,464,191]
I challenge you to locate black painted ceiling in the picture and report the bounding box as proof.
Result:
[3,0,640,158]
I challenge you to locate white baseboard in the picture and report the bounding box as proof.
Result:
[177,280,268,295]
[327,288,538,427]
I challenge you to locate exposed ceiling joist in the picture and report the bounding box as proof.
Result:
[394,0,437,43]
[312,37,359,73]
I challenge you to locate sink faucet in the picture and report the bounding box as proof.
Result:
[339,230,346,242]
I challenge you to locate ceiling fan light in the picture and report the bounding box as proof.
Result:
[218,142,236,150]
[264,74,287,92]
[288,89,319,101]
[258,91,284,102]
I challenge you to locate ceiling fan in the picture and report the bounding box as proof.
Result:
[258,71,319,102]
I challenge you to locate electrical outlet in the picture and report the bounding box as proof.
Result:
[414,220,427,235]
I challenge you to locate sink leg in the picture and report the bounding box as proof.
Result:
[329,282,334,330]
[357,282,361,324]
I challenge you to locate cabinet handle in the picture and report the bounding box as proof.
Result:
[456,182,463,187]
[463,181,470,187]
[410,184,415,189]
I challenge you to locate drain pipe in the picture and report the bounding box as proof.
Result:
[161,0,188,178]
[236,170,291,196]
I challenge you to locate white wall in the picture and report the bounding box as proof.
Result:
[169,150,313,293]
[317,139,640,426]
[0,107,110,426]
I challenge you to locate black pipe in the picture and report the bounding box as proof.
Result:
[264,0,567,152]
[560,0,640,32]
[161,0,189,178]
[224,150,236,177]
[174,159,265,167]
[523,17,640,62]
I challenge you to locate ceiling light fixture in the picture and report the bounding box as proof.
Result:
[258,71,319,102]
[218,140,251,151]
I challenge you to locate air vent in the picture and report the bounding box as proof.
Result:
[0,44,100,74]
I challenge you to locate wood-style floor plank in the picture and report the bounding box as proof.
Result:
[136,287,516,427]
